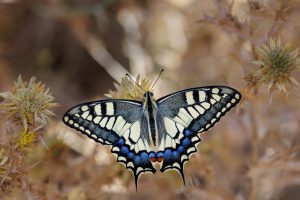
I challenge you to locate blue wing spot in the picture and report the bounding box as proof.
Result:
[134,156,141,165]
[140,152,149,163]
[178,146,185,154]
[182,138,191,147]
[128,152,134,159]
[157,152,164,158]
[172,150,180,159]
[184,129,194,137]
[164,149,172,159]
[121,146,129,154]
[116,138,125,146]
[149,152,156,159]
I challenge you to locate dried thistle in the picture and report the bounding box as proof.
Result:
[252,37,300,93]
[0,75,58,132]
[19,131,35,150]
[106,75,152,101]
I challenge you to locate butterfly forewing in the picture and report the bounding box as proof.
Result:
[63,100,156,188]
[156,86,241,177]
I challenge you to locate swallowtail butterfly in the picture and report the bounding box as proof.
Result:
[63,76,241,190]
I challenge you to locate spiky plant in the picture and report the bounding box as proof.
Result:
[251,37,300,93]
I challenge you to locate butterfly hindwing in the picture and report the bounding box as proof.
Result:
[157,86,241,178]
[63,100,156,189]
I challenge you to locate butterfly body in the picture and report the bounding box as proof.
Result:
[63,86,241,189]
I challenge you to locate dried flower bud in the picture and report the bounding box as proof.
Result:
[252,37,300,93]
[0,75,58,132]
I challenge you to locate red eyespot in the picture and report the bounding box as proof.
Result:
[157,157,163,163]
[150,157,157,162]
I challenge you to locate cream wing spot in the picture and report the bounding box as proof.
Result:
[81,111,89,119]
[106,102,114,115]
[144,141,151,152]
[195,105,205,114]
[69,120,74,125]
[106,117,115,129]
[165,135,172,148]
[112,116,126,134]
[136,167,143,175]
[235,93,241,99]
[191,136,199,142]
[178,108,193,124]
[181,155,188,162]
[86,115,93,121]
[163,118,178,138]
[63,116,69,122]
[211,118,216,124]
[81,105,89,111]
[212,88,219,93]
[176,123,184,133]
[212,94,221,101]
[137,139,146,151]
[129,121,141,143]
[185,91,195,105]
[231,98,236,103]
[199,91,206,102]
[201,102,210,109]
[173,116,188,126]
[112,146,119,152]
[159,137,165,151]
[123,129,130,139]
[187,147,196,154]
[210,98,216,105]
[187,107,199,119]
[100,117,108,127]
[93,116,102,124]
[119,123,131,136]
[127,162,134,168]
[173,163,180,168]
[171,139,176,148]
[118,157,126,162]
[94,104,101,115]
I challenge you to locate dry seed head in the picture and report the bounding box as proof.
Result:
[106,75,153,101]
[0,75,58,132]
[252,37,300,93]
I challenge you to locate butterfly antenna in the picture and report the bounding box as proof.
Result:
[126,73,146,93]
[150,69,164,91]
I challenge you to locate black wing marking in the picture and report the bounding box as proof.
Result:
[157,86,241,180]
[63,99,155,190]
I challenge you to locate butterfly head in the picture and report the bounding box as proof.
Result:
[143,91,155,103]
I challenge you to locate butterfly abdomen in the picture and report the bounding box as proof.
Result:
[146,93,158,147]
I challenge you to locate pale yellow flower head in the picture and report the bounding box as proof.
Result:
[252,37,300,93]
[106,75,153,101]
[0,76,58,132]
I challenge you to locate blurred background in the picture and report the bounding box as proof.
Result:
[0,0,300,199]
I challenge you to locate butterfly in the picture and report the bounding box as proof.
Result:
[62,76,241,190]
